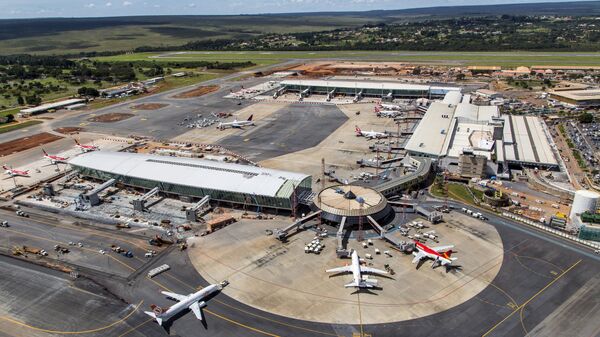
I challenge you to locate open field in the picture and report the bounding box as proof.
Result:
[0,132,62,157]
[96,51,600,67]
[0,120,43,135]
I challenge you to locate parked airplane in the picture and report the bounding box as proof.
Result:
[374,106,398,118]
[412,241,456,268]
[145,281,228,326]
[217,115,254,130]
[42,149,68,164]
[74,139,98,152]
[3,165,29,177]
[355,126,388,139]
[378,103,402,111]
[326,250,388,288]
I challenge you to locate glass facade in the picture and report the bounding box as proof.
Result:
[73,165,312,210]
[579,225,600,242]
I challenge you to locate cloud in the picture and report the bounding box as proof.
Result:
[122,1,132,6]
[84,3,96,8]
[188,3,196,7]
[105,2,112,6]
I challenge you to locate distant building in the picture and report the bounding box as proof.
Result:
[549,89,600,107]
[458,151,487,179]
[19,98,85,117]
[279,79,460,100]
[475,89,502,99]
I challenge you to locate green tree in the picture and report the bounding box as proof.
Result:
[579,112,594,123]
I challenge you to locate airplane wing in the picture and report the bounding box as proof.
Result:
[189,302,203,321]
[430,245,454,252]
[326,266,352,273]
[161,291,187,302]
[412,251,426,264]
[360,266,388,276]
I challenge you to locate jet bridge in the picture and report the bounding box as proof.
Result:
[326,88,336,101]
[186,195,211,221]
[353,90,363,103]
[336,217,351,257]
[300,87,311,98]
[275,211,321,241]
[133,186,160,212]
[80,178,116,206]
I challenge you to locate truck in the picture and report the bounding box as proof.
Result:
[0,221,8,227]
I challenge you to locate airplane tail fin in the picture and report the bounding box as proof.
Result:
[247,115,253,121]
[144,311,163,326]
[442,250,454,259]
[2,165,8,170]
[355,126,361,134]
[146,304,164,325]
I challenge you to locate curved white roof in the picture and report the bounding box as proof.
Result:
[68,152,310,198]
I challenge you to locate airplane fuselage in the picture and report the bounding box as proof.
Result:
[156,284,219,322]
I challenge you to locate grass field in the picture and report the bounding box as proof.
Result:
[94,51,600,67]
[0,120,43,134]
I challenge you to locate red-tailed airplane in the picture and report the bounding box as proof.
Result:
[3,165,29,177]
[74,139,99,152]
[355,126,388,139]
[412,240,457,268]
[42,149,68,164]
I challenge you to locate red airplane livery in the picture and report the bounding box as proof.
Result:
[42,149,68,164]
[74,139,99,152]
[412,240,457,268]
[3,165,29,177]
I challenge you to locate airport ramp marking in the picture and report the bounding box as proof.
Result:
[481,259,582,337]
[0,300,143,334]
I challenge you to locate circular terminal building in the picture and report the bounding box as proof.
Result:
[313,185,394,225]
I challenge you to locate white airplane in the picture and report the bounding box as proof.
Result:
[326,250,388,288]
[145,281,228,326]
[374,106,398,118]
[3,165,29,177]
[412,241,457,268]
[378,103,402,111]
[42,149,68,164]
[355,126,388,139]
[74,139,99,152]
[217,115,254,130]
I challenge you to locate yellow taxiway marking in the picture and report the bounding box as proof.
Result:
[0,300,142,335]
[3,227,135,272]
[481,259,581,337]
[146,277,281,337]
[118,317,153,337]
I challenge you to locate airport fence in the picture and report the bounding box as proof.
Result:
[502,212,600,250]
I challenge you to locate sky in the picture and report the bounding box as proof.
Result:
[1,0,589,19]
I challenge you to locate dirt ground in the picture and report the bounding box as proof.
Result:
[87,113,135,123]
[129,103,168,110]
[0,133,63,157]
[173,85,219,98]
[53,127,85,135]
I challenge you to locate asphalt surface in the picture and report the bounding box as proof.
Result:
[1,197,599,337]
[52,77,268,140]
[218,103,348,161]
[85,200,600,337]
[0,255,166,337]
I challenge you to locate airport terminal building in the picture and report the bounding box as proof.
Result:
[279,79,460,99]
[69,152,312,211]
[405,92,559,175]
